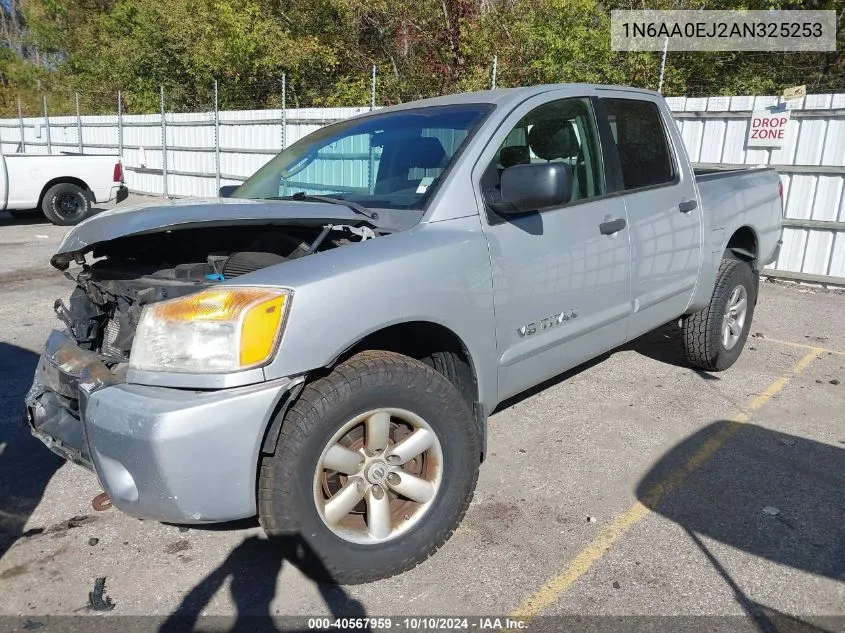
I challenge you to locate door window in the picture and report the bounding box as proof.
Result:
[481,98,605,204]
[601,98,676,190]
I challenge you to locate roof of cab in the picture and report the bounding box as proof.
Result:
[369,83,663,113]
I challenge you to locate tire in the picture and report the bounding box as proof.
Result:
[258,350,481,584]
[41,183,92,226]
[8,209,43,220]
[422,350,475,407]
[682,258,758,371]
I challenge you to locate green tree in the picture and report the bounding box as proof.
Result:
[0,0,842,115]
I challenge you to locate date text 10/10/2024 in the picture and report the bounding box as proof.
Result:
[306,617,528,630]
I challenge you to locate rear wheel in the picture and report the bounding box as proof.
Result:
[258,350,481,584]
[682,258,757,371]
[41,183,92,225]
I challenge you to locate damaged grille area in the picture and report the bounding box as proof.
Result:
[29,212,380,477]
[101,317,123,359]
[54,222,375,362]
[26,329,126,468]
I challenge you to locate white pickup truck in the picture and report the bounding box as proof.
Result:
[0,151,128,225]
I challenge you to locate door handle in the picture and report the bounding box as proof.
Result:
[679,199,698,213]
[599,217,627,235]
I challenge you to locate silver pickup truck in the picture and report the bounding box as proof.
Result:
[26,84,783,583]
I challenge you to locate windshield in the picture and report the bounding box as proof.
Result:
[233,104,493,210]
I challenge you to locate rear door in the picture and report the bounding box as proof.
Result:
[475,92,632,402]
[598,93,702,339]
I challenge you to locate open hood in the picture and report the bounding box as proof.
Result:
[51,197,373,270]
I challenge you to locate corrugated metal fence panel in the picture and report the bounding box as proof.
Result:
[668,94,845,283]
[2,98,844,282]
[0,106,370,197]
[122,113,166,196]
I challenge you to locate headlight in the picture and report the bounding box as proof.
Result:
[129,287,290,373]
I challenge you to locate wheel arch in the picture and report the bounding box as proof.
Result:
[725,225,758,265]
[259,320,485,458]
[338,320,480,407]
[38,177,93,210]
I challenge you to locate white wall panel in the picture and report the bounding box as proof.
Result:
[670,93,845,282]
[829,233,845,277]
[803,230,835,276]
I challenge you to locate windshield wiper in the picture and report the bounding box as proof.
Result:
[281,192,378,220]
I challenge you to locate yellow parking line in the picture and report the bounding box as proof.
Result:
[509,347,825,621]
[754,336,845,356]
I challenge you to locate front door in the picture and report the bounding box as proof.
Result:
[599,95,702,338]
[477,95,632,402]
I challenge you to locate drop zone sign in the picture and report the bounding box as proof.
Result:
[747,110,791,148]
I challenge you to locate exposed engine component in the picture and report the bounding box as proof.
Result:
[57,222,379,362]
[101,316,123,358]
[222,251,287,278]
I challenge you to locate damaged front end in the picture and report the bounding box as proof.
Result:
[25,200,381,521]
[25,329,122,469]
[50,219,375,365]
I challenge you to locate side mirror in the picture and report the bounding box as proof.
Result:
[219,185,239,198]
[492,163,572,215]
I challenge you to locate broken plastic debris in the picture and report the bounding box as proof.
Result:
[762,506,780,516]
[92,492,112,512]
[587,516,597,523]
[87,577,115,612]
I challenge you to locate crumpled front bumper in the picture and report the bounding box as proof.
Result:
[26,329,301,523]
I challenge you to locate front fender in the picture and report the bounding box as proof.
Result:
[249,216,499,410]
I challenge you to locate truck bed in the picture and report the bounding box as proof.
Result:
[694,163,783,277]
[693,164,773,181]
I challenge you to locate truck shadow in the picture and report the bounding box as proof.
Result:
[0,212,50,226]
[494,352,610,412]
[622,321,691,368]
[497,320,721,413]
[637,421,844,626]
[160,534,370,633]
[0,343,63,560]
[623,320,726,380]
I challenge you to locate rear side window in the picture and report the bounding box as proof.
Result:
[602,99,676,190]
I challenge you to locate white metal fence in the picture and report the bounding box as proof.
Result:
[666,94,845,286]
[1,94,844,285]
[0,106,371,198]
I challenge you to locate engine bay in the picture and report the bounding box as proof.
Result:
[55,222,377,363]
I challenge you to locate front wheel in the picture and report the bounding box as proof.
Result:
[258,350,481,584]
[41,182,92,225]
[682,258,758,371]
